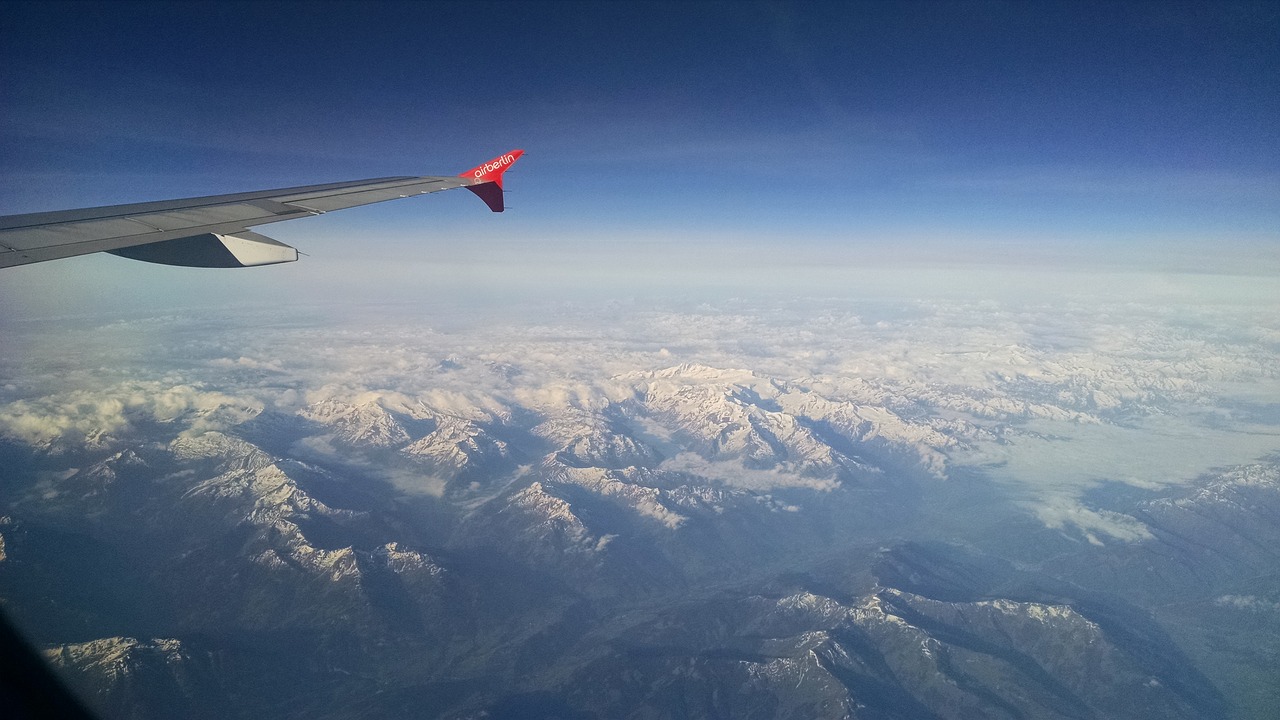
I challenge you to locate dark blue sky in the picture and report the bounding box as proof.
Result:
[1,1,1277,293]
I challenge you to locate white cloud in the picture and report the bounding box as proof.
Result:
[510,382,610,413]
[209,356,284,372]
[1032,497,1153,545]
[4,286,1279,542]
[659,452,840,493]
[0,382,263,449]
[0,394,128,447]
[1214,595,1280,613]
[289,435,447,497]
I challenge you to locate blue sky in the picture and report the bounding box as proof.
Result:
[1,1,1278,311]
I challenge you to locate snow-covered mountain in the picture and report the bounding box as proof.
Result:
[401,415,510,470]
[2,295,1278,720]
[557,554,1223,720]
[44,637,226,720]
[298,399,411,449]
[533,409,662,469]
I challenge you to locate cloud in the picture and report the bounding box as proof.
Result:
[1032,497,1153,545]
[0,382,263,449]
[1214,595,1280,613]
[290,435,446,497]
[0,394,128,447]
[510,383,611,413]
[659,452,840,493]
[4,286,1278,541]
[209,356,285,372]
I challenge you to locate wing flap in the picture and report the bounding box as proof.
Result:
[107,231,298,268]
[133,204,286,231]
[0,201,312,260]
[1,218,160,250]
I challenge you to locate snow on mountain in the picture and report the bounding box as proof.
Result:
[1131,461,1280,548]
[4,297,1275,719]
[1103,461,1280,583]
[374,541,444,577]
[30,425,122,456]
[43,635,228,719]
[533,410,661,469]
[45,637,191,682]
[625,360,1109,429]
[566,571,1214,720]
[78,448,149,484]
[662,483,733,513]
[497,481,603,553]
[540,462,687,530]
[254,535,444,587]
[637,379,847,473]
[35,448,154,505]
[174,432,375,584]
[171,431,272,473]
[615,364,1002,482]
[522,403,822,532]
[774,389,960,477]
[737,585,1204,720]
[400,415,509,470]
[617,363,771,389]
[254,540,361,584]
[1163,462,1280,506]
[928,385,1102,422]
[873,588,1104,662]
[183,453,346,528]
[299,399,410,448]
[770,590,850,625]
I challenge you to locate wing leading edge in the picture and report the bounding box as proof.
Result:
[0,149,523,269]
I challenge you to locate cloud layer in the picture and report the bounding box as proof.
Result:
[3,283,1278,544]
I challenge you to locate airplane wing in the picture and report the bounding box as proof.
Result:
[0,150,523,269]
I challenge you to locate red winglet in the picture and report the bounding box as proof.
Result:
[460,149,524,212]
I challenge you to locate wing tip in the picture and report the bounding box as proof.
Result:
[460,149,523,212]
[465,182,506,213]
[460,150,524,188]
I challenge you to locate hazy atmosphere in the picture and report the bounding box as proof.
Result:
[2,2,1278,719]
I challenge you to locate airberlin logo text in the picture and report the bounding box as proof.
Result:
[474,154,517,179]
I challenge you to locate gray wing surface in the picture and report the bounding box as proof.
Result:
[0,149,523,269]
